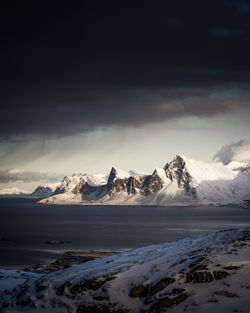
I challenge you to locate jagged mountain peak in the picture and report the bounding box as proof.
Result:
[107,167,130,184]
[152,167,169,183]
[30,183,60,198]
[38,154,250,206]
[163,154,186,171]
[162,155,192,190]
[54,173,104,196]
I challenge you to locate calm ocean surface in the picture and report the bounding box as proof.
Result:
[0,198,250,267]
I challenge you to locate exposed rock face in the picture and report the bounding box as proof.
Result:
[2,229,250,313]
[42,155,197,203]
[54,173,102,195]
[109,177,129,196]
[51,173,106,200]
[164,155,196,196]
[141,173,164,196]
[72,178,87,195]
[30,186,54,198]
[127,176,145,195]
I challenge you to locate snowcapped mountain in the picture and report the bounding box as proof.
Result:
[30,183,60,198]
[39,155,250,206]
[39,173,108,203]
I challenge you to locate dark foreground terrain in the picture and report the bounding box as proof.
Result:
[1,229,250,312]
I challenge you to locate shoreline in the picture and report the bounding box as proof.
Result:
[21,250,120,273]
[1,228,250,312]
[0,250,120,273]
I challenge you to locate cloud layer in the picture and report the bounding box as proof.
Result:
[213,140,250,164]
[0,2,250,139]
[0,168,63,184]
[0,87,245,140]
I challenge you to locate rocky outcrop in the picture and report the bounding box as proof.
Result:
[46,156,197,203]
[141,173,164,196]
[31,186,54,197]
[1,229,250,312]
[164,155,196,197]
[127,176,145,195]
[51,173,106,200]
[30,184,59,198]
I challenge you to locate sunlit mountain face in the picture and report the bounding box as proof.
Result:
[0,2,250,192]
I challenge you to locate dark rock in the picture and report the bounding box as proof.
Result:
[164,155,196,197]
[147,277,176,298]
[222,265,242,270]
[208,299,219,303]
[35,281,47,292]
[77,303,128,313]
[70,277,115,295]
[127,176,144,195]
[213,271,229,280]
[30,186,54,198]
[186,271,214,283]
[190,264,208,273]
[214,290,239,298]
[29,303,38,308]
[130,277,175,302]
[129,284,149,297]
[109,178,129,196]
[150,292,189,312]
[2,302,9,308]
[80,182,108,200]
[141,173,164,196]
[188,257,206,269]
[16,288,27,299]
[171,288,186,295]
[16,296,32,307]
[56,281,72,296]
[44,240,72,244]
[93,294,110,301]
[178,258,187,264]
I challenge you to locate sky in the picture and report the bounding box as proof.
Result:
[1,2,250,191]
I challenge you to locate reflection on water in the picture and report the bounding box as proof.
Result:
[0,198,250,267]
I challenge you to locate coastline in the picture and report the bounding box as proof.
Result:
[1,228,250,312]
[21,250,119,274]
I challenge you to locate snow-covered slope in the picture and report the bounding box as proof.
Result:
[30,183,60,198]
[39,173,107,204]
[1,228,250,312]
[184,157,235,183]
[39,155,250,206]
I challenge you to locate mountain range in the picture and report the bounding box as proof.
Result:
[37,155,250,206]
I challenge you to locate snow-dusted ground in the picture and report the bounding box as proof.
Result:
[1,228,250,312]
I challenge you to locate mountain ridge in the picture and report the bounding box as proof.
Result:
[38,155,250,206]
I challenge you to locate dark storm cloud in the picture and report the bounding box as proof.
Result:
[0,87,245,139]
[0,169,63,183]
[0,1,250,139]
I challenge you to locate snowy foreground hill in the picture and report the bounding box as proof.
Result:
[38,155,250,206]
[1,228,250,312]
